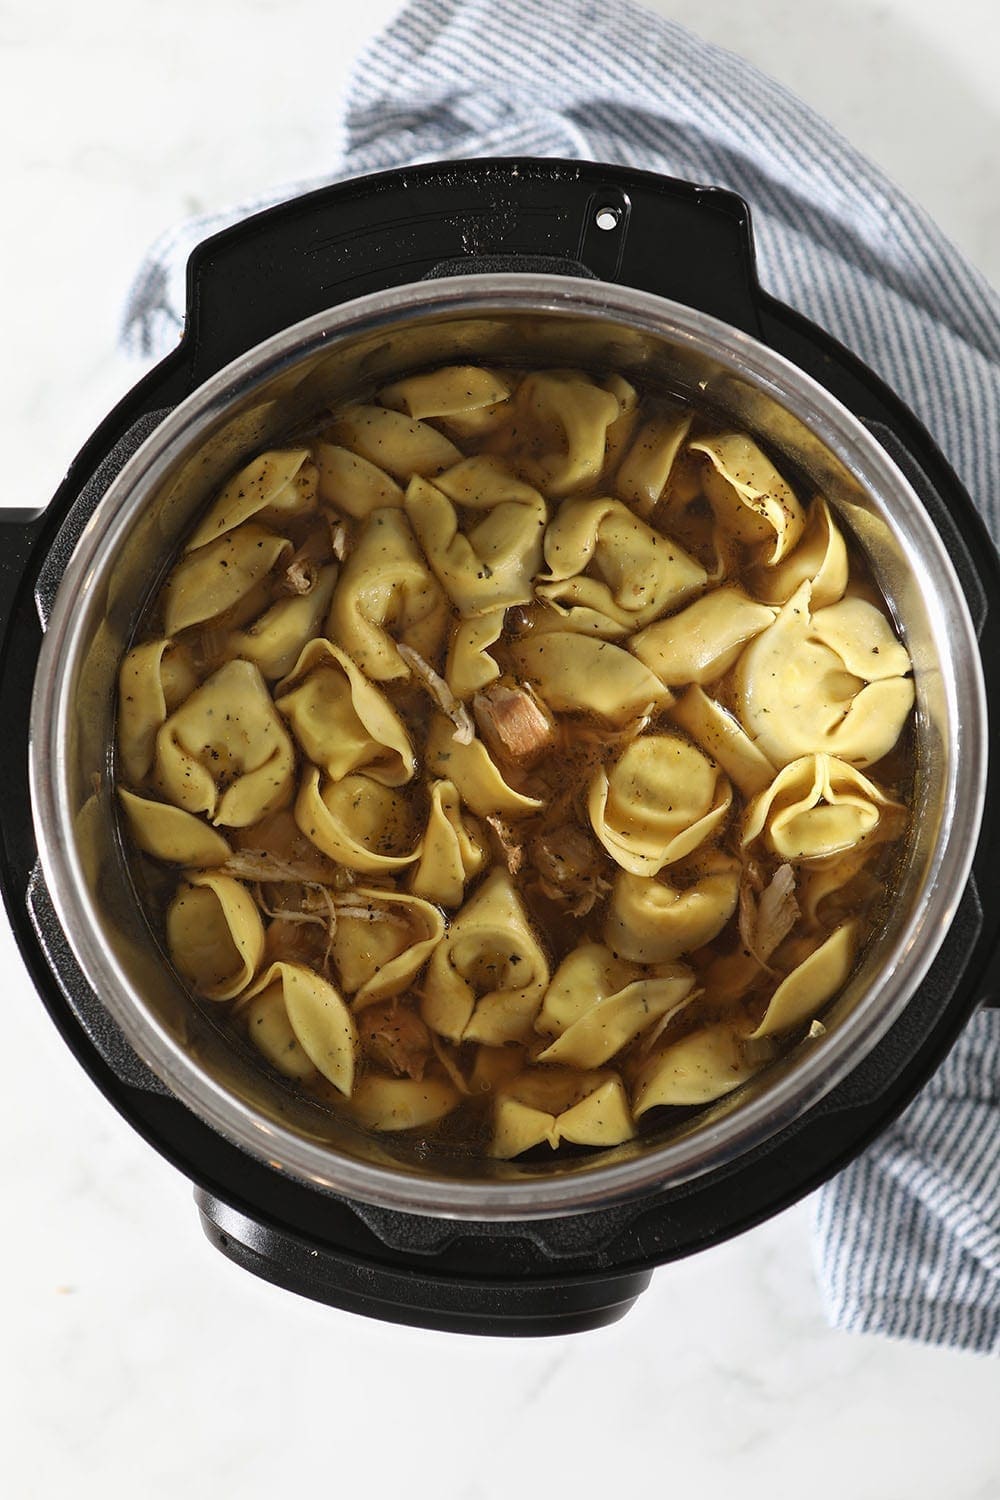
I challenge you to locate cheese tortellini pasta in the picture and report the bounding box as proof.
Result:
[734,580,914,767]
[116,361,913,1162]
[588,734,732,874]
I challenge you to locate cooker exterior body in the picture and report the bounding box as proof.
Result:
[3,159,1000,1335]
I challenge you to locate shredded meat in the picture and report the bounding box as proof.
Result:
[281,557,316,595]
[574,708,652,750]
[486,814,524,875]
[431,1035,472,1095]
[396,643,475,744]
[329,519,350,561]
[255,883,328,922]
[278,526,333,595]
[739,863,799,967]
[263,916,330,969]
[359,1001,433,1080]
[537,875,612,918]
[532,824,600,885]
[530,824,609,914]
[255,881,340,969]
[222,849,348,886]
[635,991,701,1057]
[473,681,557,767]
[330,900,398,922]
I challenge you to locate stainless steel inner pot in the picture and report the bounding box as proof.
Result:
[29,274,987,1218]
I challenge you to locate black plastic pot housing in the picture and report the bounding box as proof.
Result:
[2,159,998,1336]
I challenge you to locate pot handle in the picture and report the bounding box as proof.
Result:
[195,1189,651,1337]
[0,508,48,656]
[24,864,169,1093]
[863,419,1000,1009]
[184,157,764,385]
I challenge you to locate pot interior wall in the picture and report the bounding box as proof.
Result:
[63,299,950,1195]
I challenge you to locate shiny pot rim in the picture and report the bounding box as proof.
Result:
[29,273,988,1219]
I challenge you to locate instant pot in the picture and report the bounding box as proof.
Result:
[3,159,999,1336]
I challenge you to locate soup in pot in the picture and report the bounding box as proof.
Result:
[115,364,914,1159]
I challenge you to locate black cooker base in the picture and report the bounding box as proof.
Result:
[196,1191,653,1336]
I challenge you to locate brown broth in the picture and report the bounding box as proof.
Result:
[117,369,915,1162]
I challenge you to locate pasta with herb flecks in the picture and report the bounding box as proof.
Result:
[115,363,914,1159]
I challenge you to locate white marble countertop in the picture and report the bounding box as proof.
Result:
[1,2,998,1495]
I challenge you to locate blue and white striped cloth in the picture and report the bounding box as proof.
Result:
[123,0,1000,1354]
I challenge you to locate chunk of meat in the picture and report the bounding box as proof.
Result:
[472,681,557,767]
[359,1001,433,1080]
[281,557,316,595]
[278,527,333,595]
[739,862,799,967]
[328,517,350,561]
[486,814,524,875]
[532,824,603,889]
[530,824,610,916]
[756,864,798,960]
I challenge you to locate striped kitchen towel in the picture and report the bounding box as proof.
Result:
[122,0,1000,1354]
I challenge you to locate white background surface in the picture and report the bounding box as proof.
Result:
[1,1,998,1496]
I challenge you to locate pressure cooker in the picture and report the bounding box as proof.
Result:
[2,159,998,1336]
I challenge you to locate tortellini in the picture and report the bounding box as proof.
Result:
[119,788,232,867]
[238,980,319,1080]
[328,888,445,1008]
[511,633,671,726]
[604,855,741,963]
[315,444,405,519]
[537,497,706,629]
[240,961,357,1095]
[534,943,637,1035]
[534,946,695,1069]
[742,754,905,862]
[404,462,545,615]
[186,449,317,550]
[690,433,806,564]
[118,639,198,784]
[630,587,777,687]
[326,404,461,479]
[116,361,914,1165]
[421,870,549,1044]
[748,496,848,607]
[381,365,512,422]
[735,580,913,768]
[669,684,777,798]
[348,1074,460,1132]
[633,1023,757,1113]
[445,608,504,699]
[226,564,338,681]
[425,713,543,818]
[275,638,415,786]
[491,1069,634,1158]
[327,507,450,681]
[615,410,693,516]
[601,376,641,477]
[409,780,486,906]
[588,734,732,875]
[155,659,296,827]
[749,922,858,1038]
[295,767,421,872]
[166,872,265,1000]
[508,371,623,496]
[163,524,291,635]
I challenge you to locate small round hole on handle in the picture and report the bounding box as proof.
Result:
[595,206,622,231]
